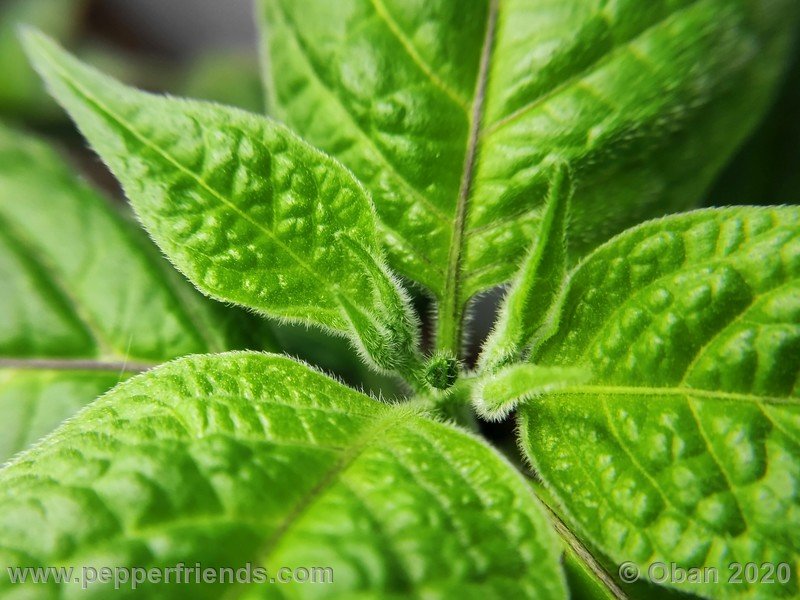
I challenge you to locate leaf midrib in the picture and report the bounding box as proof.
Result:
[460,0,711,291]
[255,407,407,564]
[438,0,498,351]
[483,0,706,135]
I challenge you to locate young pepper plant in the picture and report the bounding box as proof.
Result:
[0,0,796,595]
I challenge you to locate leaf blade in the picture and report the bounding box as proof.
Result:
[519,206,800,598]
[0,368,125,462]
[260,0,482,295]
[473,363,590,422]
[480,163,572,371]
[0,352,567,598]
[259,0,800,310]
[466,0,799,295]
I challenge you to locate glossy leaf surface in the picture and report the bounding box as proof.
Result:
[259,0,800,310]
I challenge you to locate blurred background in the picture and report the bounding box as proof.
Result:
[1,0,261,118]
[1,0,799,413]
[3,0,798,201]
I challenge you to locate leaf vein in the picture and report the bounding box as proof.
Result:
[273,0,450,222]
[256,408,407,563]
[438,0,498,347]
[484,0,705,134]
[367,0,470,111]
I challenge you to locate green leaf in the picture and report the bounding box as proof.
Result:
[532,479,683,600]
[0,123,255,461]
[257,0,800,341]
[0,352,566,598]
[532,486,625,600]
[22,31,423,379]
[519,206,800,598]
[474,364,590,422]
[480,163,572,372]
[0,369,123,464]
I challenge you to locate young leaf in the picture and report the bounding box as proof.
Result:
[519,207,800,598]
[0,124,255,462]
[258,0,800,339]
[473,363,590,422]
[0,352,567,598]
[22,31,423,378]
[480,163,572,372]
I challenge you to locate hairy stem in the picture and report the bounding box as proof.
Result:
[409,376,478,431]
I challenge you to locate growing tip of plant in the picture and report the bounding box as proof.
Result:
[423,350,461,390]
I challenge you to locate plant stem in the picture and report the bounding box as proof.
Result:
[408,376,478,432]
[436,298,463,355]
[438,379,478,430]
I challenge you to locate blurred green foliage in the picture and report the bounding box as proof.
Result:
[182,51,264,114]
[707,36,800,205]
[0,0,85,123]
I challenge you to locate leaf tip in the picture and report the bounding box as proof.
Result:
[547,159,573,192]
[18,25,58,70]
[18,26,79,108]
